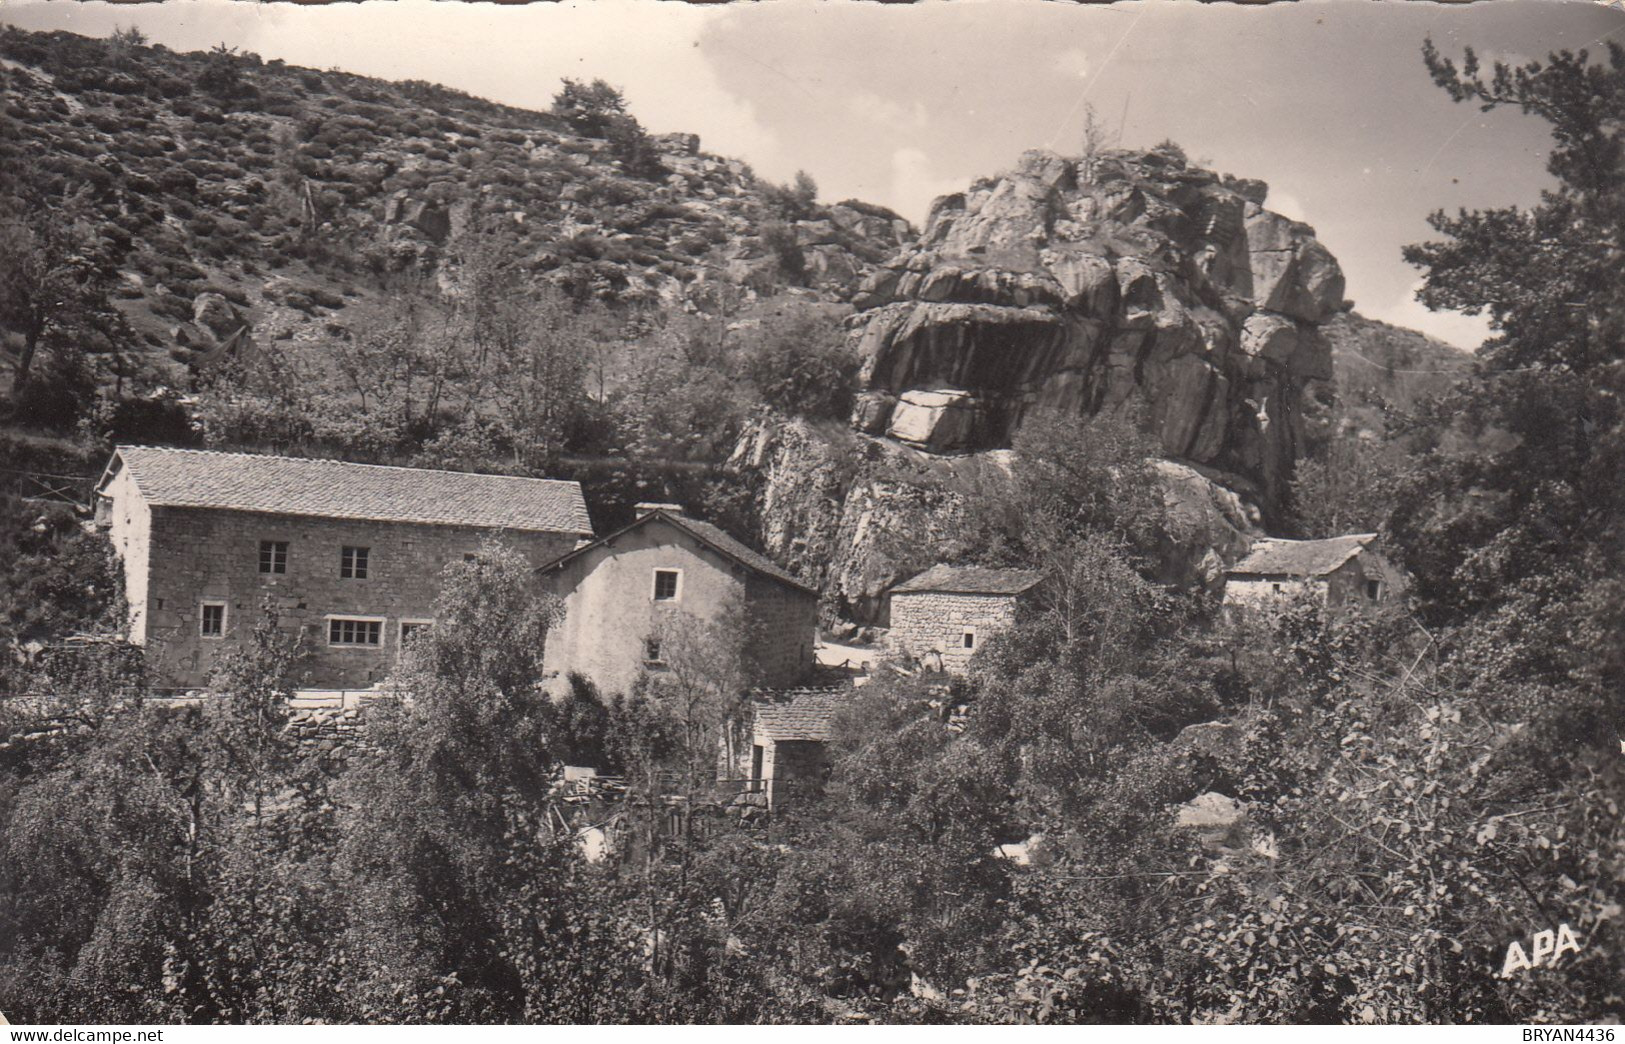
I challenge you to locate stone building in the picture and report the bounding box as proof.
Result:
[887,564,1044,673]
[536,504,819,698]
[1222,533,1402,613]
[95,446,593,689]
[746,685,857,809]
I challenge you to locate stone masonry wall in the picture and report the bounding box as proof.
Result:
[143,506,579,689]
[745,573,818,687]
[889,590,1023,674]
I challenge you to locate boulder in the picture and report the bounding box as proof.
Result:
[1244,209,1345,322]
[190,292,241,340]
[850,391,897,435]
[885,389,982,452]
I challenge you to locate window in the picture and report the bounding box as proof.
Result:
[400,620,433,646]
[1272,582,1283,593]
[643,637,663,663]
[1365,578,1382,600]
[259,540,288,575]
[200,602,226,639]
[340,546,369,579]
[652,569,680,601]
[962,629,976,650]
[328,617,383,646]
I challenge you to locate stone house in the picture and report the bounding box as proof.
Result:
[1222,533,1403,613]
[95,446,593,689]
[536,504,819,698]
[746,685,857,809]
[887,564,1044,673]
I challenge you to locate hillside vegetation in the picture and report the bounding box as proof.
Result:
[0,27,1620,1027]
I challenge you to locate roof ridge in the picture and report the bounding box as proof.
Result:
[115,445,579,487]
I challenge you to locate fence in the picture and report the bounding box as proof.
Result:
[0,467,90,507]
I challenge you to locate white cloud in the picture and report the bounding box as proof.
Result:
[847,90,930,132]
[1364,280,1494,352]
[1268,190,1309,224]
[891,148,970,225]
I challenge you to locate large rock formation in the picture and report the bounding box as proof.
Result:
[847,146,1344,510]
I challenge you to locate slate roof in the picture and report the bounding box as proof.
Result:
[100,446,593,535]
[539,507,816,595]
[1228,534,1378,578]
[891,563,1044,596]
[751,685,858,743]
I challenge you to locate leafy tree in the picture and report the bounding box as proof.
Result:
[737,298,857,420]
[0,181,130,407]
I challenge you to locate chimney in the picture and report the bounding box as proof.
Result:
[635,502,685,517]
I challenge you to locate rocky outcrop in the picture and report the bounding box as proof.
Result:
[848,146,1344,510]
[729,414,1265,623]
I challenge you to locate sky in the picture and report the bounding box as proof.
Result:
[3,0,1621,349]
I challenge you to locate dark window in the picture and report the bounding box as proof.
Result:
[1365,578,1382,600]
[653,570,679,601]
[329,618,382,645]
[751,745,765,790]
[400,621,431,645]
[963,630,976,649]
[644,637,663,663]
[259,540,288,574]
[463,552,481,563]
[200,603,225,638]
[341,546,369,579]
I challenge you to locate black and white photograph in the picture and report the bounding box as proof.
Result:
[0,0,1620,1028]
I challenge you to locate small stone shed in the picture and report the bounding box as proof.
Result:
[1222,533,1402,613]
[887,564,1044,674]
[747,685,858,809]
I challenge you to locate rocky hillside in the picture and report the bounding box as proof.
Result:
[0,28,909,390]
[0,28,1475,624]
[1319,310,1473,439]
[728,148,1475,624]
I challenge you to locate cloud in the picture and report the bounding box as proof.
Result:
[1268,190,1309,224]
[847,90,930,132]
[1364,279,1494,352]
[891,148,971,225]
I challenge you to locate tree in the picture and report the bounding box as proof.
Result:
[1396,42,1624,697]
[551,78,630,136]
[0,182,128,402]
[330,542,607,1021]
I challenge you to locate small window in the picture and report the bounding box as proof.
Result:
[259,540,288,575]
[1272,582,1283,593]
[341,546,370,579]
[963,629,976,650]
[400,620,433,646]
[328,618,382,646]
[1365,578,1382,600]
[463,552,481,564]
[652,569,680,601]
[644,637,663,663]
[200,602,226,639]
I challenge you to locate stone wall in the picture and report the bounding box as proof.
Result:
[284,699,390,765]
[141,506,579,689]
[889,590,1023,674]
[100,465,152,642]
[745,572,818,686]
